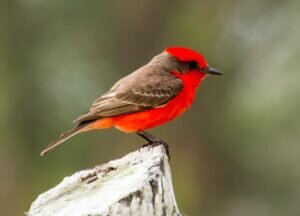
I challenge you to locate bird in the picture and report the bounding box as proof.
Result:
[41,46,222,157]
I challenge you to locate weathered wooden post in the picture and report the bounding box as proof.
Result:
[27,145,182,216]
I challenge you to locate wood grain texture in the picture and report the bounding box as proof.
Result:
[28,145,182,216]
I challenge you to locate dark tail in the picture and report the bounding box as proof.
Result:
[41,123,89,156]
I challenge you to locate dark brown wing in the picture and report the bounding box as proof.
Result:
[74,63,183,124]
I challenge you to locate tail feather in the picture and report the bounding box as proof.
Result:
[41,123,89,156]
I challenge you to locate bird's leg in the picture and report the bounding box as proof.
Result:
[136,131,170,159]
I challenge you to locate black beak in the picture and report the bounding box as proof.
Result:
[202,67,223,75]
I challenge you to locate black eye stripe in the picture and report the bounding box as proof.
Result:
[187,61,198,69]
[175,60,198,74]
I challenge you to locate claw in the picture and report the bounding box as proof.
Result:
[136,131,171,160]
[139,141,170,160]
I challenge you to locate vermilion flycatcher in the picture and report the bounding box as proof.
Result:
[41,47,222,156]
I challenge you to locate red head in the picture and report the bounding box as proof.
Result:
[165,46,222,75]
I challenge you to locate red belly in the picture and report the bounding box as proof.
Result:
[112,86,196,132]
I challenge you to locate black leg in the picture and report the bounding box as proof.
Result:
[136,131,170,159]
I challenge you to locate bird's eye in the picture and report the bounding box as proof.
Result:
[188,61,198,69]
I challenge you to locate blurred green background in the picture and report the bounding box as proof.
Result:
[1,0,300,215]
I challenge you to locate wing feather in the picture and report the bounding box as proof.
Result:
[74,58,183,124]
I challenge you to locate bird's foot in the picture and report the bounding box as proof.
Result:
[136,131,171,160]
[140,141,170,160]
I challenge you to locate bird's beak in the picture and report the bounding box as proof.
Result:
[202,67,223,75]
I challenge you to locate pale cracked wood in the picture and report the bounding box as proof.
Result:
[27,145,181,216]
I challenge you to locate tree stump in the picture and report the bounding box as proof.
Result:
[27,145,181,216]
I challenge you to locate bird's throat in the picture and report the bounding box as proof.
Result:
[172,70,206,92]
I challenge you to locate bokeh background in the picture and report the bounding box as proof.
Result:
[1,0,300,215]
